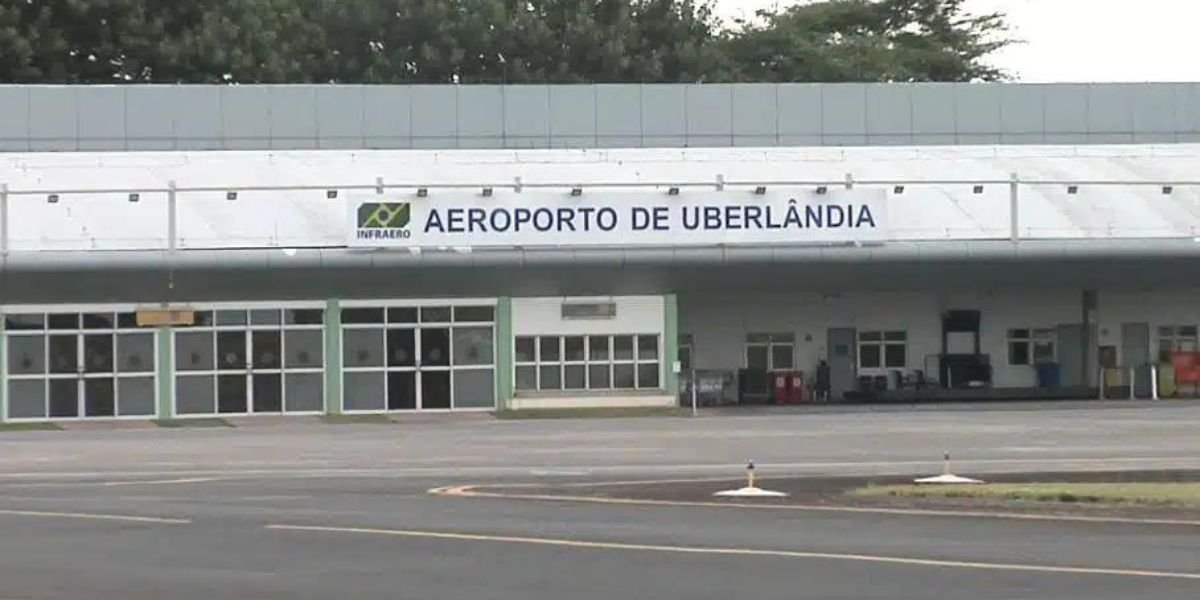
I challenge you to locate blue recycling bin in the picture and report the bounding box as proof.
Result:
[1036,362,1061,389]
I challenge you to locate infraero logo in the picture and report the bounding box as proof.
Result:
[356,202,413,240]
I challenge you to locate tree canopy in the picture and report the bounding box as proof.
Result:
[0,0,1012,84]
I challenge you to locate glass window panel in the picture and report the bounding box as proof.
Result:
[588,336,609,361]
[82,313,114,329]
[386,329,416,367]
[284,309,324,325]
[48,313,78,330]
[117,312,138,329]
[539,336,561,362]
[771,333,795,343]
[564,365,586,389]
[884,331,907,341]
[284,373,324,412]
[588,364,611,389]
[342,308,384,324]
[5,314,44,330]
[884,344,906,368]
[83,334,114,373]
[515,337,536,363]
[250,309,282,326]
[217,375,248,413]
[175,375,215,415]
[515,366,537,390]
[421,371,452,409]
[746,333,770,343]
[1009,342,1030,365]
[679,346,693,371]
[637,363,660,389]
[564,336,586,362]
[386,307,418,323]
[116,377,156,416]
[637,335,658,360]
[859,344,882,369]
[7,380,46,419]
[343,372,385,411]
[453,327,494,366]
[252,374,283,413]
[859,331,882,342]
[453,369,495,408]
[454,306,495,322]
[1182,326,1199,337]
[613,336,634,360]
[215,310,247,326]
[1009,328,1030,339]
[284,330,323,369]
[7,335,45,375]
[216,331,247,371]
[387,371,416,410]
[49,379,78,417]
[421,328,451,367]
[252,331,282,370]
[176,331,214,371]
[48,334,77,374]
[420,306,452,323]
[771,344,794,370]
[1033,328,1055,340]
[192,311,215,327]
[539,365,562,390]
[746,345,769,370]
[1159,339,1175,362]
[1033,341,1055,363]
[84,378,115,417]
[613,364,636,389]
[343,329,384,367]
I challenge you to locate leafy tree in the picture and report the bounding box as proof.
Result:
[722,0,1011,82]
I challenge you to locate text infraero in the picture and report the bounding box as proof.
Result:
[422,201,877,234]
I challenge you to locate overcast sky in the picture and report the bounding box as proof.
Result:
[716,0,1200,83]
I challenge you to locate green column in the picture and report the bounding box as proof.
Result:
[0,312,7,423]
[664,293,680,398]
[495,297,513,411]
[156,327,174,419]
[324,299,343,415]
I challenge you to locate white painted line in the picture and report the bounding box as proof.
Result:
[0,477,225,489]
[0,508,191,524]
[264,523,1200,581]
[430,486,1200,528]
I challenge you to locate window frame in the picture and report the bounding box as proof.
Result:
[744,333,795,371]
[857,330,907,371]
[514,333,661,392]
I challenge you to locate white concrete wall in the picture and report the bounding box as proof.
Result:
[679,288,1192,389]
[512,295,665,337]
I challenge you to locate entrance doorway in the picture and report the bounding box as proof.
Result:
[826,328,857,399]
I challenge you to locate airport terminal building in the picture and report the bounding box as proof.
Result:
[2,83,1200,422]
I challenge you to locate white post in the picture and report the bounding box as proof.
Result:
[0,182,7,256]
[1009,172,1020,242]
[1151,365,1160,400]
[690,369,698,418]
[1129,367,1136,400]
[1098,367,1105,400]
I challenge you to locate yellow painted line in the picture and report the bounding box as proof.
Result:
[264,523,1200,581]
[429,486,1200,528]
[0,508,191,524]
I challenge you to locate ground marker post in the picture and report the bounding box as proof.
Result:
[913,452,983,485]
[713,459,788,498]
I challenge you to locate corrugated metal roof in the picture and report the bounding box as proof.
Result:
[3,144,1200,252]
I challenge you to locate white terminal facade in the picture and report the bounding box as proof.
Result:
[2,83,1200,421]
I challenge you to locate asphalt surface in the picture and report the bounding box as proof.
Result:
[2,402,1200,599]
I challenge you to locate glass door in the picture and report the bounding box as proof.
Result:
[251,330,283,412]
[419,327,452,409]
[216,330,248,413]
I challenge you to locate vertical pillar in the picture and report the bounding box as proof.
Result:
[1,182,9,256]
[1009,172,1020,242]
[155,327,174,419]
[494,297,513,411]
[0,311,7,423]
[664,293,680,399]
[323,299,343,415]
[1083,290,1098,388]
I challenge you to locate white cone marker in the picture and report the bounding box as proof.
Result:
[714,459,789,498]
[913,452,984,485]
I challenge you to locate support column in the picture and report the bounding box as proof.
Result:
[155,327,174,419]
[494,297,513,411]
[664,294,680,400]
[324,299,343,415]
[0,312,7,423]
[1083,290,1098,388]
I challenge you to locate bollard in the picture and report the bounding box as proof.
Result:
[746,460,756,489]
[1151,365,1160,400]
[942,452,952,476]
[1129,367,1136,401]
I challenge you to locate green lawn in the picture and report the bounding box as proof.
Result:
[319,414,395,425]
[153,418,233,428]
[0,422,62,432]
[851,482,1200,507]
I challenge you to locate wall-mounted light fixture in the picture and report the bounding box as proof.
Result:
[417,188,429,198]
